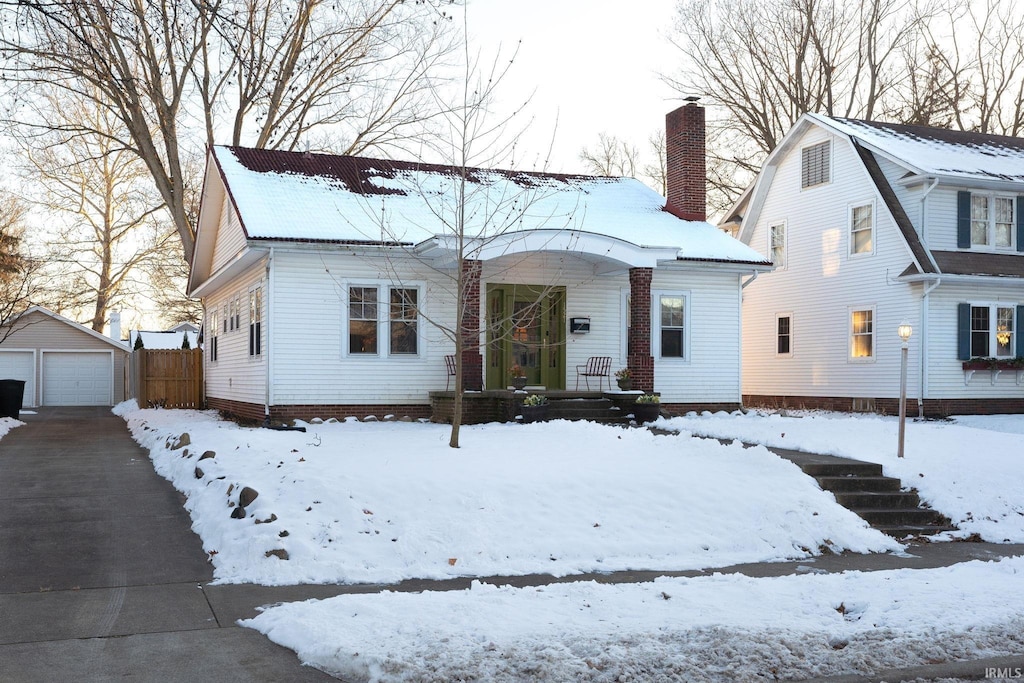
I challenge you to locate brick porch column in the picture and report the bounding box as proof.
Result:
[460,259,483,391]
[628,267,655,393]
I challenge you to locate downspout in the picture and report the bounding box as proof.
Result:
[919,278,941,418]
[741,270,759,290]
[265,248,275,419]
[739,270,759,406]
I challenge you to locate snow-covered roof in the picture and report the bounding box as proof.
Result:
[812,115,1024,183]
[130,330,200,350]
[212,146,769,266]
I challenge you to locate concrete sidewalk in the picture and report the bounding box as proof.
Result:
[0,407,337,683]
[2,408,1022,683]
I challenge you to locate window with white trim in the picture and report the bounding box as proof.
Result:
[850,308,874,360]
[348,286,378,354]
[971,194,1015,248]
[389,287,418,355]
[970,305,1015,357]
[659,294,686,359]
[801,141,830,188]
[769,222,786,268]
[776,314,792,356]
[850,203,873,255]
[248,286,263,357]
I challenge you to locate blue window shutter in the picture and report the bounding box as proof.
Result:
[1017,196,1024,252]
[957,191,972,248]
[957,303,971,360]
[1018,305,1024,357]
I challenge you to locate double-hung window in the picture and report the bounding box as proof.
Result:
[967,304,1015,358]
[850,308,875,360]
[389,288,418,355]
[349,286,379,354]
[850,203,873,255]
[658,294,687,359]
[776,314,792,355]
[248,286,263,357]
[769,223,787,268]
[960,191,1017,250]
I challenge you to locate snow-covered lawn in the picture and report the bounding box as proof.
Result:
[663,410,1024,543]
[110,403,1024,682]
[113,403,896,585]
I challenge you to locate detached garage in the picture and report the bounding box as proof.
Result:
[0,307,129,408]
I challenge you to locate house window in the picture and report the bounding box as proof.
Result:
[221,303,228,334]
[970,305,1015,358]
[850,308,874,360]
[659,294,686,358]
[801,141,830,188]
[777,314,792,355]
[850,204,873,255]
[227,296,241,332]
[963,192,1015,249]
[349,286,378,354]
[208,309,219,362]
[389,287,418,355]
[248,287,263,357]
[769,223,786,268]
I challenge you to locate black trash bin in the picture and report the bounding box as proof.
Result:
[0,379,26,419]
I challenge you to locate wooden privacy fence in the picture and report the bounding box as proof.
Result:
[130,349,204,409]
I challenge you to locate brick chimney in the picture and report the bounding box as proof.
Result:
[665,101,706,222]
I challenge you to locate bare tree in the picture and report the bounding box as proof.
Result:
[0,0,460,260]
[17,92,173,333]
[578,132,640,177]
[0,191,42,345]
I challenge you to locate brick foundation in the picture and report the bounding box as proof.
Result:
[744,394,1024,418]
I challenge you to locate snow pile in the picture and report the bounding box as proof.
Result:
[664,410,1024,542]
[244,557,1024,682]
[0,416,23,439]
[114,402,896,585]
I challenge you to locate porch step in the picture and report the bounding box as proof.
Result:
[521,397,647,425]
[771,448,956,538]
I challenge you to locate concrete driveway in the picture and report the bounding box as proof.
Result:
[0,407,338,682]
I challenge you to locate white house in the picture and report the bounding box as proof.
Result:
[733,114,1024,416]
[187,104,771,422]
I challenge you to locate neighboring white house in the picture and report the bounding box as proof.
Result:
[733,114,1024,416]
[187,104,771,422]
[0,306,130,407]
[129,330,200,350]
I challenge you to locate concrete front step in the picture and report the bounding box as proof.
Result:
[849,507,949,527]
[815,475,902,492]
[874,523,959,538]
[832,491,923,508]
[799,461,883,477]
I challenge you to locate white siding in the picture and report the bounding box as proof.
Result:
[211,198,247,273]
[743,126,922,399]
[925,284,1023,399]
[923,186,963,251]
[653,268,744,403]
[204,262,267,406]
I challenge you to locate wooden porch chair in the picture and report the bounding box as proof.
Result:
[445,354,457,390]
[575,356,612,391]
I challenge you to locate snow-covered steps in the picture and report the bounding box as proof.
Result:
[771,448,956,539]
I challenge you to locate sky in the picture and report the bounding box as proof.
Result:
[464,0,684,174]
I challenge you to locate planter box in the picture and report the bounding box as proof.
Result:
[962,360,1024,371]
[631,403,661,424]
[520,404,551,423]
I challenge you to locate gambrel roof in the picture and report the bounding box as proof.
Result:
[191,146,769,294]
[736,114,1024,282]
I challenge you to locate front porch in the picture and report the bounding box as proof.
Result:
[429,390,655,425]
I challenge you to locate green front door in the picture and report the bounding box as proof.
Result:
[486,284,565,390]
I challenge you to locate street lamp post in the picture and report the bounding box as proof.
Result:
[897,323,913,458]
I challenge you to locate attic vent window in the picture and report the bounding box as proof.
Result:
[801,141,831,188]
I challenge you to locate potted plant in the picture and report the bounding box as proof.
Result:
[632,394,661,424]
[961,356,1024,372]
[508,364,527,390]
[519,393,550,423]
[614,367,632,391]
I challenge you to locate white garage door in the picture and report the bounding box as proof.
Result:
[0,351,35,408]
[42,352,113,406]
